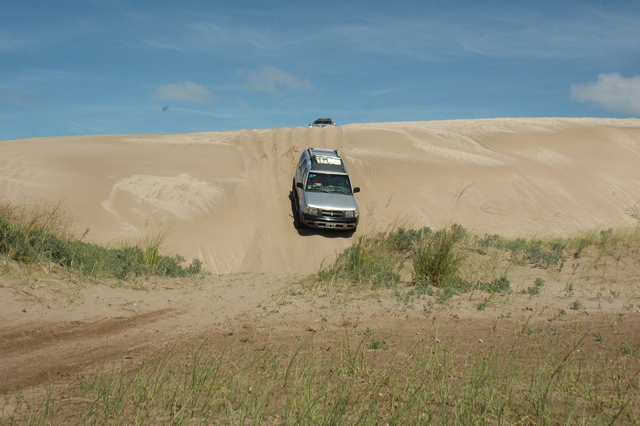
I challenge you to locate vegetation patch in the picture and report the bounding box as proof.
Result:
[0,200,202,279]
[4,324,639,425]
[522,277,545,296]
[412,225,467,286]
[2,208,640,424]
[310,223,640,315]
[316,234,401,288]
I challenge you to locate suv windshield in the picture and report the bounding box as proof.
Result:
[306,173,352,194]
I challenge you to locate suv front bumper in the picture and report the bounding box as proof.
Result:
[301,214,358,230]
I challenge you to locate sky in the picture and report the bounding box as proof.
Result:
[1,0,639,140]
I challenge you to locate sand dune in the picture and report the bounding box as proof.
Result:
[1,118,639,274]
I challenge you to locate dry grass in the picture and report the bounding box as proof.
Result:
[3,319,639,425]
[0,199,202,279]
[2,217,640,424]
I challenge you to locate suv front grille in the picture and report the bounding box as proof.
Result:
[320,209,343,218]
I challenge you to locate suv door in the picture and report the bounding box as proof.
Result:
[293,157,307,204]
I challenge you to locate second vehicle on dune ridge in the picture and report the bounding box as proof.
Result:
[309,118,336,128]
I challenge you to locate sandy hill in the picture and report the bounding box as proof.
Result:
[1,117,639,274]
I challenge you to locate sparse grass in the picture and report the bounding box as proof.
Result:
[522,277,545,296]
[3,213,640,423]
[308,222,640,318]
[413,275,511,310]
[0,200,202,279]
[570,300,582,310]
[313,223,640,293]
[3,326,639,425]
[315,233,401,288]
[314,225,469,290]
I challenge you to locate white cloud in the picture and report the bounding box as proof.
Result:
[242,66,313,95]
[571,73,640,115]
[152,81,216,104]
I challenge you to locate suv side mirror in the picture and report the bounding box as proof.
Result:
[296,182,303,189]
[353,187,360,193]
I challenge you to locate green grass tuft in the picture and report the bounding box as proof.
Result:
[316,234,400,288]
[0,200,203,278]
[412,225,467,287]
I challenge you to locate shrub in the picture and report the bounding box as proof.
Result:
[317,235,400,287]
[479,276,511,293]
[522,278,545,296]
[386,227,431,253]
[524,241,566,270]
[412,226,466,287]
[473,233,502,249]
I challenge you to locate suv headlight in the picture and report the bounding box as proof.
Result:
[344,210,358,218]
[304,206,319,216]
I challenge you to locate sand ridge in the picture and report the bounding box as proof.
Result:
[1,118,640,274]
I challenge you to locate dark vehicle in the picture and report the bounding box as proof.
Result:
[292,148,360,231]
[309,118,336,127]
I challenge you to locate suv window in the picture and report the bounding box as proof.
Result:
[306,173,353,194]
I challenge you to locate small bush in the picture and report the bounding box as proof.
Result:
[524,241,566,270]
[317,235,400,287]
[473,233,502,249]
[415,276,510,305]
[368,339,388,350]
[505,238,527,258]
[412,226,466,287]
[522,277,545,296]
[386,227,431,253]
[479,276,511,293]
[498,237,569,270]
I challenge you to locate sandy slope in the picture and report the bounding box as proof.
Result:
[1,118,640,274]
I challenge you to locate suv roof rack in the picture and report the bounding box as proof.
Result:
[308,148,346,173]
[309,147,339,156]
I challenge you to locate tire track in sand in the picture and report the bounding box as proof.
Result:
[0,308,177,393]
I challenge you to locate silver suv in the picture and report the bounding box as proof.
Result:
[292,148,360,231]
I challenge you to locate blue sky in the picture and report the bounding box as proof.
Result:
[1,0,639,140]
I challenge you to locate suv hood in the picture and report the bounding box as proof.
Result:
[305,191,358,211]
